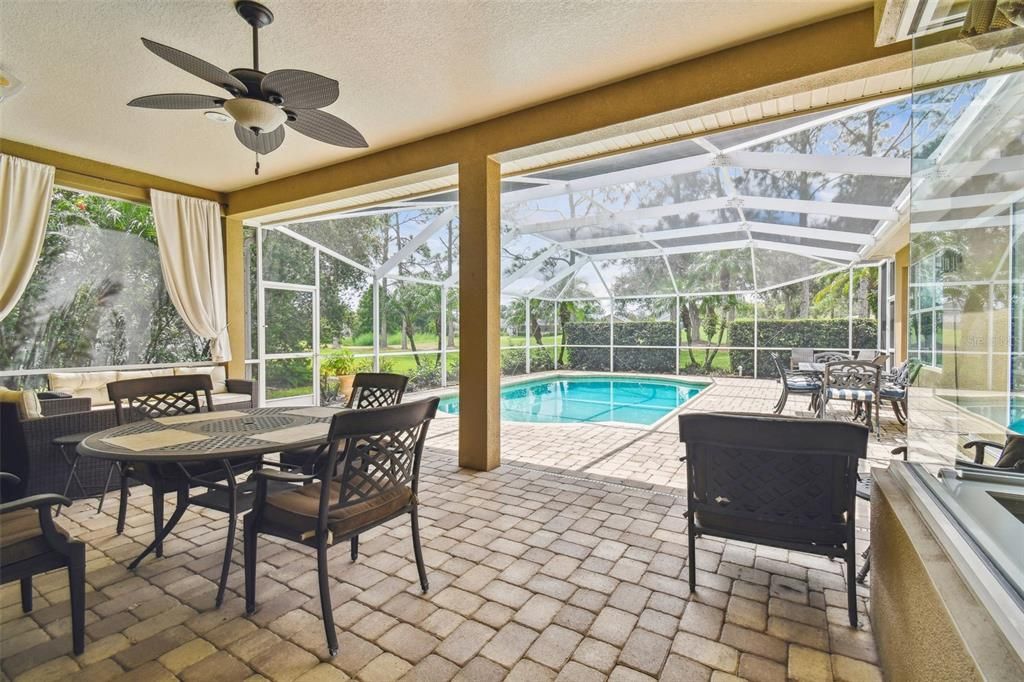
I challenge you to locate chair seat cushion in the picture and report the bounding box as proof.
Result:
[263,482,413,541]
[827,388,875,402]
[880,385,906,400]
[1,508,70,564]
[785,379,821,391]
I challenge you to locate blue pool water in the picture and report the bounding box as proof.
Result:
[437,376,706,426]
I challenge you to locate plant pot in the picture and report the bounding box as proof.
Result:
[337,374,356,402]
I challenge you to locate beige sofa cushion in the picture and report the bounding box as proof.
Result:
[174,366,228,394]
[49,366,232,405]
[49,370,121,406]
[116,368,175,382]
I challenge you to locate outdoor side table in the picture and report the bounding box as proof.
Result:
[53,432,119,515]
[77,406,344,607]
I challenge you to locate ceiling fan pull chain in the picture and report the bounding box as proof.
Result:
[255,151,260,176]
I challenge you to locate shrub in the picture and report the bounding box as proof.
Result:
[730,318,877,377]
[406,361,443,392]
[563,321,675,373]
[321,348,358,375]
[501,347,556,375]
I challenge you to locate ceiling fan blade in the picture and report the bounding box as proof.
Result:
[141,38,248,95]
[234,123,285,154]
[128,93,225,109]
[261,69,339,109]
[287,109,367,148]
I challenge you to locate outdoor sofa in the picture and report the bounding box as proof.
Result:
[0,365,254,499]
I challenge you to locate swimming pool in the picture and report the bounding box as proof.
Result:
[437,375,706,426]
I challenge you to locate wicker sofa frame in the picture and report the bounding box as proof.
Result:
[0,379,254,500]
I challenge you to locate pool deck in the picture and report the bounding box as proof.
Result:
[1,374,902,681]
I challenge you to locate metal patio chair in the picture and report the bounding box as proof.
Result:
[107,374,259,606]
[770,353,822,414]
[0,472,87,654]
[244,397,439,656]
[678,412,867,626]
[813,350,853,364]
[820,361,882,438]
[280,372,409,474]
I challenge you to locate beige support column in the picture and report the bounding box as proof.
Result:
[224,216,246,379]
[894,244,910,363]
[458,155,501,471]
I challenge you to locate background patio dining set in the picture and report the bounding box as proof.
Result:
[770,349,916,436]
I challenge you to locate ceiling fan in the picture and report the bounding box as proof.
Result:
[128,0,367,175]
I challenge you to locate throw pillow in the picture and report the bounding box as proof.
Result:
[20,390,43,419]
[0,387,43,420]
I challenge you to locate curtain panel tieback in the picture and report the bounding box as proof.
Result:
[0,155,56,321]
[151,189,232,362]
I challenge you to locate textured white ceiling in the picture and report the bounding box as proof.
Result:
[0,0,868,192]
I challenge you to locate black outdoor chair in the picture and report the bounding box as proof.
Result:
[679,411,864,622]
[770,353,822,415]
[107,374,258,605]
[280,372,409,474]
[961,434,1024,471]
[820,361,882,438]
[678,412,867,626]
[0,472,86,654]
[244,397,439,656]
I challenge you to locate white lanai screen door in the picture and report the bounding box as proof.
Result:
[257,226,320,406]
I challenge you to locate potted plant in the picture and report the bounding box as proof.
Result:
[321,349,359,402]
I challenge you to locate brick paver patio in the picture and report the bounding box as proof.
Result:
[1,377,900,681]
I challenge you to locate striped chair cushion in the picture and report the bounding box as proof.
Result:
[827,387,876,402]
[880,385,906,400]
[786,378,821,391]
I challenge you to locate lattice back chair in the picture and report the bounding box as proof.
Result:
[109,374,213,424]
[821,360,882,438]
[107,374,230,561]
[280,372,410,474]
[244,397,440,656]
[109,374,264,606]
[347,372,409,409]
[770,353,821,415]
[678,412,867,626]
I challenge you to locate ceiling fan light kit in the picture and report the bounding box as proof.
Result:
[224,97,286,132]
[127,0,367,174]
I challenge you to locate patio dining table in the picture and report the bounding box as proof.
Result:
[77,405,346,606]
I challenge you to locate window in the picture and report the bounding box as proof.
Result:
[909,251,945,368]
[0,188,209,377]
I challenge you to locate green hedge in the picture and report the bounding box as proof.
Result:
[730,318,877,377]
[563,322,675,373]
[501,347,556,375]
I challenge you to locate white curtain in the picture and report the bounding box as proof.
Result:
[151,189,232,362]
[0,155,55,320]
